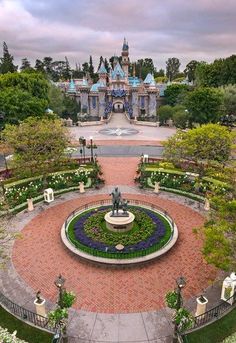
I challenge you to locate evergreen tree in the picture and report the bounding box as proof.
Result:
[34,59,45,73]
[104,58,110,73]
[0,42,17,74]
[89,55,94,76]
[73,63,83,78]
[20,58,31,71]
[64,56,71,80]
[97,56,103,71]
[82,62,89,75]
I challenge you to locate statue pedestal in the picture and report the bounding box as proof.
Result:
[104,211,135,232]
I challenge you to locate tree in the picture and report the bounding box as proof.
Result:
[0,72,49,123]
[221,84,236,116]
[20,58,32,71]
[157,105,174,126]
[164,84,188,106]
[184,60,199,83]
[64,56,71,80]
[172,105,189,129]
[82,62,89,75]
[61,96,81,123]
[0,88,48,123]
[104,58,110,73]
[166,57,180,81]
[3,116,70,178]
[89,55,94,76]
[34,59,45,73]
[163,124,234,176]
[0,42,17,74]
[72,63,83,79]
[48,84,65,115]
[195,56,236,87]
[156,69,165,77]
[185,87,223,125]
[97,56,104,71]
[43,56,53,75]
[136,58,156,79]
[201,197,236,271]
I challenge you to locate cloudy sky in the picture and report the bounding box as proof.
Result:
[0,0,236,70]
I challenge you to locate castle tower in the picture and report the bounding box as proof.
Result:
[121,38,129,78]
[98,61,108,85]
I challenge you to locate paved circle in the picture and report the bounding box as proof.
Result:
[99,127,139,136]
[12,193,217,313]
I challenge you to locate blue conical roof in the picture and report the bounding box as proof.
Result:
[111,61,125,79]
[81,78,88,86]
[98,61,108,74]
[144,73,156,86]
[68,79,76,93]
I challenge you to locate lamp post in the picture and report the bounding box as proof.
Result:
[173,276,186,343]
[79,136,86,163]
[90,136,94,163]
[54,274,65,309]
[87,136,97,163]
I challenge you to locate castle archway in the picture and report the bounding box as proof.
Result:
[113,100,124,113]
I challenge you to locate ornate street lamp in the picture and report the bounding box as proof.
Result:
[90,136,94,162]
[54,274,65,309]
[87,136,97,163]
[79,136,86,163]
[173,276,186,343]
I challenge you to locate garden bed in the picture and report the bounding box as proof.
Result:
[64,205,176,262]
[139,164,230,199]
[0,166,97,211]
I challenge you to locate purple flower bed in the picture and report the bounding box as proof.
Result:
[73,206,170,254]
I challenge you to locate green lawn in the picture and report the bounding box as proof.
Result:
[185,307,236,343]
[0,306,53,343]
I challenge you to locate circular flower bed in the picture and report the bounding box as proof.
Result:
[66,206,173,259]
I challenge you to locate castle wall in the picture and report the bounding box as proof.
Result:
[80,91,89,112]
[89,95,99,116]
[148,93,157,116]
[98,90,106,117]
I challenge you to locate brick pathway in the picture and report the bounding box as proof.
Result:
[12,191,217,313]
[98,157,139,186]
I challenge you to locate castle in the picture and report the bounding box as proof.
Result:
[65,39,161,119]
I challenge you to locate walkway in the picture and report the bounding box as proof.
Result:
[70,112,175,144]
[0,157,223,342]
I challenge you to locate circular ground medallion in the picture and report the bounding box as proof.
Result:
[99,127,139,136]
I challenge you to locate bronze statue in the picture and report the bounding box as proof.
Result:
[110,186,121,215]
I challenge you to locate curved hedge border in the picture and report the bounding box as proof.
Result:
[0,180,92,216]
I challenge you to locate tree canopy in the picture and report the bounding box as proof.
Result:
[2,116,70,178]
[195,55,236,87]
[202,197,236,271]
[164,84,188,106]
[163,124,234,175]
[0,72,49,124]
[185,87,223,125]
[166,58,181,81]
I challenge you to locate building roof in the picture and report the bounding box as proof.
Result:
[111,61,125,79]
[90,80,106,92]
[81,78,89,86]
[143,73,156,85]
[128,76,140,87]
[98,61,108,74]
[67,79,76,93]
